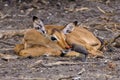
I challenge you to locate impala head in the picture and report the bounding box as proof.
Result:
[49,21,78,49]
[50,28,71,49]
[33,16,46,35]
[62,21,78,34]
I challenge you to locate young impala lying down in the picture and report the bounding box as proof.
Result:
[14,16,103,58]
[46,18,103,57]
[62,23,103,57]
[14,16,82,58]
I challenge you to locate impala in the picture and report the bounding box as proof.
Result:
[14,16,103,58]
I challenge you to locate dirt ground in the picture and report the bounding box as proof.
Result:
[0,0,120,80]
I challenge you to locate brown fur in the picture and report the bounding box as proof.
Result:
[14,24,103,57]
[46,25,103,57]
[14,26,81,57]
[65,27,103,57]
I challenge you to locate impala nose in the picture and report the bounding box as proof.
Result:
[65,46,71,49]
[42,30,45,34]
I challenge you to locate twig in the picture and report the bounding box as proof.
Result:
[104,26,114,32]
[106,34,120,45]
[58,75,75,80]
[0,12,11,19]
[58,68,85,80]
[0,40,15,46]
[100,34,120,50]
[41,61,107,67]
[42,61,78,67]
[65,7,89,12]
[111,34,120,44]
[28,60,43,68]
[18,8,34,17]
[0,48,14,51]
[3,77,47,80]
[0,29,28,39]
[28,60,108,68]
[78,68,86,75]
[97,6,106,14]
[0,53,19,61]
[75,7,89,11]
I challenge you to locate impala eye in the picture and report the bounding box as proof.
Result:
[51,36,57,41]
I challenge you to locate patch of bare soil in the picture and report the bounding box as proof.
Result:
[0,0,120,80]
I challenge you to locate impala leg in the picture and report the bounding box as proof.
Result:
[19,46,62,57]
[14,44,24,54]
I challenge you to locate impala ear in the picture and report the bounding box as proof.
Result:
[73,21,78,26]
[62,21,78,34]
[32,16,46,34]
[33,16,38,21]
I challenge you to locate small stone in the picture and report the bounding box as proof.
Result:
[4,4,8,7]
[0,34,3,38]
